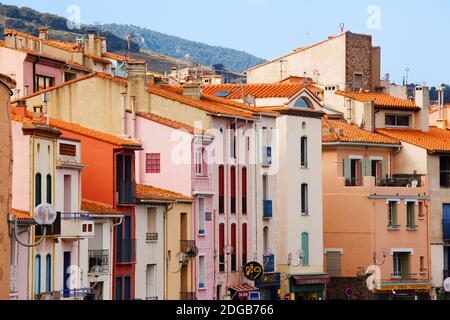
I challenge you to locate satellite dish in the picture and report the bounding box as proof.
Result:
[34,203,57,226]
[444,277,450,293]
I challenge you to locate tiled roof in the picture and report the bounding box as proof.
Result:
[146,84,257,119]
[11,107,141,148]
[246,32,347,72]
[135,184,192,202]
[335,91,419,110]
[280,76,315,84]
[84,53,112,64]
[81,200,121,215]
[322,117,400,145]
[376,127,450,152]
[103,52,146,64]
[136,111,204,135]
[4,29,82,52]
[202,83,322,100]
[11,209,33,221]
[12,72,126,102]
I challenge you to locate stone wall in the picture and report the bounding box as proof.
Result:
[345,33,373,92]
[326,277,375,300]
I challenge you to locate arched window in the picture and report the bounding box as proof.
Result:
[301,184,309,215]
[293,97,311,108]
[219,165,224,214]
[301,136,308,168]
[34,254,41,294]
[301,232,310,266]
[242,167,247,214]
[35,173,42,207]
[46,174,52,205]
[45,254,52,292]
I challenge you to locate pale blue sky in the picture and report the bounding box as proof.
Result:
[4,0,449,86]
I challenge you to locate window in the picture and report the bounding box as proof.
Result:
[219,224,225,272]
[64,72,77,82]
[35,173,42,207]
[393,252,411,279]
[64,175,72,213]
[35,74,54,92]
[294,97,310,108]
[371,159,383,181]
[147,207,157,234]
[420,256,426,273]
[46,174,52,205]
[440,156,450,188]
[242,224,248,265]
[199,256,206,289]
[407,202,416,229]
[230,166,236,214]
[45,254,52,293]
[230,123,236,159]
[326,252,342,277]
[242,167,247,214]
[301,137,308,167]
[219,165,225,214]
[198,198,205,235]
[301,184,308,215]
[117,155,134,204]
[146,153,161,174]
[59,143,76,156]
[385,114,410,128]
[301,233,309,266]
[115,276,123,300]
[263,227,269,254]
[231,224,237,271]
[124,276,131,300]
[195,148,205,176]
[353,73,363,90]
[146,264,157,299]
[344,158,363,186]
[388,201,399,228]
[34,254,41,295]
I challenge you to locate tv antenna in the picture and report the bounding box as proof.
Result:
[339,22,345,33]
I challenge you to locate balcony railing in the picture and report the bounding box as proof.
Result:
[116,239,136,263]
[443,219,450,241]
[263,254,275,273]
[262,146,272,166]
[146,233,158,243]
[263,200,273,219]
[88,250,109,274]
[376,175,422,187]
[146,296,159,300]
[345,177,363,187]
[391,272,417,280]
[117,180,135,204]
[180,292,197,300]
[35,212,61,236]
[180,240,198,258]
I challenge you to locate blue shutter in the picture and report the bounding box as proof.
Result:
[116,277,123,300]
[301,233,309,265]
[124,276,131,300]
[34,254,41,294]
[45,254,52,292]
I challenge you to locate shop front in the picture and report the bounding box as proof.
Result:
[373,281,431,300]
[255,273,281,300]
[289,274,330,300]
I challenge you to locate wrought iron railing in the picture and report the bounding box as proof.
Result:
[88,250,109,273]
[376,175,422,187]
[180,240,198,258]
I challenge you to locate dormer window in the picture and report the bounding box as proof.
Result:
[293,97,312,108]
[385,114,410,128]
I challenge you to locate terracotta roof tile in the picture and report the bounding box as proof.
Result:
[11,107,141,148]
[103,52,146,64]
[4,29,82,52]
[136,111,203,135]
[135,184,192,202]
[11,209,33,221]
[376,127,450,152]
[84,53,112,64]
[146,84,257,119]
[322,117,400,145]
[335,91,419,110]
[202,83,321,100]
[81,200,121,215]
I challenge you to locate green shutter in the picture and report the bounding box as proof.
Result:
[344,159,351,180]
[381,160,387,179]
[393,202,398,226]
[301,233,309,265]
[363,159,372,177]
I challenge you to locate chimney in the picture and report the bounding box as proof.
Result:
[362,101,375,132]
[127,61,150,113]
[15,100,27,117]
[38,27,48,40]
[436,86,447,130]
[32,105,43,120]
[183,83,202,100]
[83,29,102,56]
[414,86,430,132]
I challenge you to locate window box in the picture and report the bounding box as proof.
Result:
[198,283,206,290]
[198,229,206,237]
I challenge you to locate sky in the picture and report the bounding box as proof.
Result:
[3,0,450,86]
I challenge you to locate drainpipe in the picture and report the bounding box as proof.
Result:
[163,203,174,300]
[346,98,352,124]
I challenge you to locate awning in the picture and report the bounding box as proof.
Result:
[228,284,259,299]
[291,274,331,285]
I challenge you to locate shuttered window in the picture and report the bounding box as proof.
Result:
[59,143,76,156]
[326,252,342,277]
[301,232,309,266]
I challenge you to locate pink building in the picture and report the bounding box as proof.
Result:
[127,111,215,299]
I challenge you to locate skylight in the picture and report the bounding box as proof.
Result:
[216,91,231,98]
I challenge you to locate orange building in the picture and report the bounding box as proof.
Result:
[322,117,432,300]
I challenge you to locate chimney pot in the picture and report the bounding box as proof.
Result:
[38,27,48,40]
[15,100,27,117]
[183,83,202,100]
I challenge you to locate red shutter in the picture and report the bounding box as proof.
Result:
[242,224,247,254]
[219,165,224,196]
[231,223,236,250]
[231,166,236,197]
[219,223,225,254]
[242,167,247,197]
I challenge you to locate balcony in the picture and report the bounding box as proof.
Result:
[263,200,273,219]
[263,254,275,273]
[88,250,109,274]
[443,219,450,241]
[192,174,213,193]
[180,292,197,300]
[180,240,198,259]
[376,174,422,187]
[35,212,94,238]
[391,272,417,280]
[116,239,136,264]
[345,177,363,187]
[117,180,135,205]
[262,146,272,166]
[146,233,158,243]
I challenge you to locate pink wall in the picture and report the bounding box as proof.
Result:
[0,47,26,97]
[23,60,62,95]
[11,121,30,212]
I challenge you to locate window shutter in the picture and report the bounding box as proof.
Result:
[364,159,372,177]
[393,202,398,226]
[381,160,387,179]
[326,252,342,277]
[343,159,351,180]
[301,233,309,265]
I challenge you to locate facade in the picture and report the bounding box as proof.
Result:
[322,117,431,300]
[245,31,381,93]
